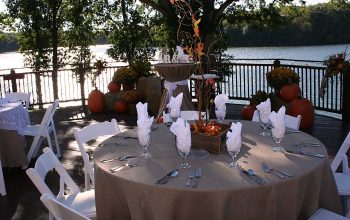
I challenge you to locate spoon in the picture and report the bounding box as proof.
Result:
[159,170,179,184]
[192,168,202,188]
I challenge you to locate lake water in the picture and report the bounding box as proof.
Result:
[1,43,350,70]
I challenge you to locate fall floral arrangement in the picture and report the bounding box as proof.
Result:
[266,67,300,91]
[122,90,144,104]
[112,67,139,85]
[320,51,350,97]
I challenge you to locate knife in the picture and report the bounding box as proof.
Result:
[241,169,265,185]
[155,170,178,184]
[286,150,325,158]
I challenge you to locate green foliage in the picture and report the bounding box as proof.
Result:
[112,67,139,85]
[266,67,300,91]
[105,1,156,65]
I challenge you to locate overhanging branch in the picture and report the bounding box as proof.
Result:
[214,0,236,22]
[139,0,169,17]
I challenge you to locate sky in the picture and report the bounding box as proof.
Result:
[0,0,330,12]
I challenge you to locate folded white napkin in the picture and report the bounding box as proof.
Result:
[269,106,286,139]
[256,98,271,124]
[136,102,149,121]
[226,122,242,152]
[170,118,191,153]
[214,94,228,108]
[137,115,154,146]
[167,93,183,110]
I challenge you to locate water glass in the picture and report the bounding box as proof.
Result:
[259,111,270,136]
[170,108,181,122]
[176,138,191,168]
[225,149,240,169]
[215,106,226,123]
[139,138,151,158]
[271,130,285,152]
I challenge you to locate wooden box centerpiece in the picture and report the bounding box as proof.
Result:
[190,121,231,154]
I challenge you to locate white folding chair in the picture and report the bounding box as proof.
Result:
[24,99,61,162]
[0,154,6,196]
[5,92,31,110]
[252,110,302,130]
[162,111,171,123]
[40,193,91,220]
[308,208,349,220]
[331,131,350,213]
[26,147,96,220]
[74,119,121,190]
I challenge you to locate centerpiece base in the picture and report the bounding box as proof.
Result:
[190,121,231,154]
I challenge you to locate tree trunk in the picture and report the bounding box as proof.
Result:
[51,1,59,101]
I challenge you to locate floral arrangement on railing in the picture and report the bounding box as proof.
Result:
[320,51,350,97]
[123,89,144,104]
[266,67,300,91]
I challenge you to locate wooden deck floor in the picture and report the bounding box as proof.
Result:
[0,104,349,220]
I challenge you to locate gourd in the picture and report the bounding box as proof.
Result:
[280,84,301,103]
[290,98,314,129]
[114,100,128,113]
[88,89,105,113]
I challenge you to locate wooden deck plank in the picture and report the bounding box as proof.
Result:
[0,105,348,220]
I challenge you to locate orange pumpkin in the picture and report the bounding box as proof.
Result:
[87,89,105,113]
[290,98,314,129]
[280,84,301,103]
[114,100,128,113]
[108,82,121,93]
[241,105,256,120]
[157,116,164,124]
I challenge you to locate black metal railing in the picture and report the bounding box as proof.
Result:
[0,59,342,114]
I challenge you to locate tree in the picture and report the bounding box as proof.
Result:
[104,0,156,70]
[4,0,103,102]
[139,0,303,54]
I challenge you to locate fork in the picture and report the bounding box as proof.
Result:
[261,162,287,179]
[192,168,202,188]
[100,155,137,163]
[110,158,140,172]
[186,171,195,187]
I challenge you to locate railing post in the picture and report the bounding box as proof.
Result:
[78,64,86,107]
[3,69,24,92]
[273,59,281,68]
[35,71,43,109]
[342,73,350,123]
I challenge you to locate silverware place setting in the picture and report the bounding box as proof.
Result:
[295,142,321,147]
[286,149,325,158]
[261,162,293,179]
[191,168,202,188]
[110,158,140,173]
[240,168,265,185]
[100,155,138,163]
[155,169,179,184]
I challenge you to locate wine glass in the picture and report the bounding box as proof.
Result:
[176,139,191,168]
[170,108,181,122]
[215,106,226,123]
[259,110,270,136]
[225,149,241,169]
[138,137,151,158]
[271,129,285,152]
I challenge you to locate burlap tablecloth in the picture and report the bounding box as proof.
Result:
[154,63,197,111]
[0,101,29,167]
[94,121,342,220]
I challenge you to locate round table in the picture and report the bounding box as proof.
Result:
[93,121,342,220]
[154,63,198,111]
[0,101,29,167]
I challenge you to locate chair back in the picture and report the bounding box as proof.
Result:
[74,119,121,189]
[252,110,259,122]
[181,111,207,121]
[26,148,80,199]
[252,110,301,130]
[40,193,90,220]
[47,99,59,134]
[285,114,302,130]
[331,131,350,173]
[5,92,31,110]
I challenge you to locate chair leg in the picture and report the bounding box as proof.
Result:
[27,135,43,162]
[52,127,61,158]
[0,157,6,196]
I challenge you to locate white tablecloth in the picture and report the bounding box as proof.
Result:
[0,101,30,135]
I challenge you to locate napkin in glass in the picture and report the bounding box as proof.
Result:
[167,92,183,110]
[269,106,286,139]
[226,122,242,152]
[136,102,149,121]
[170,118,191,153]
[214,93,229,108]
[256,98,271,124]
[137,115,154,146]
